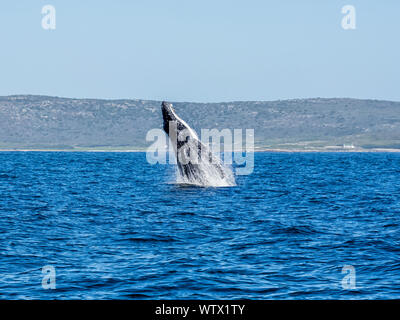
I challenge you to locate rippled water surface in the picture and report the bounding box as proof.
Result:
[0,152,399,299]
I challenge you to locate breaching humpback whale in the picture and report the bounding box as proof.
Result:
[161,101,235,187]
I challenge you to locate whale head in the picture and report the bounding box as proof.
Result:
[161,101,177,135]
[161,101,193,138]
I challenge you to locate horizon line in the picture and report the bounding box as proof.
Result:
[1,94,400,105]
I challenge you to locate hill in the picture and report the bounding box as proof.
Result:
[0,95,399,151]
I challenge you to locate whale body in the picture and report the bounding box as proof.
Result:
[161,101,235,187]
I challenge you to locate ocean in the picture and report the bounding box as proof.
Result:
[0,152,399,299]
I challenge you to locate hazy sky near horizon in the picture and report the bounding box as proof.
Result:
[0,0,399,102]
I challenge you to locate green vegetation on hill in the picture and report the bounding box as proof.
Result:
[0,95,399,151]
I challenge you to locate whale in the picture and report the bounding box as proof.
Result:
[161,101,234,186]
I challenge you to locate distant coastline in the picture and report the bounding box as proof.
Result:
[1,148,399,153]
[1,95,400,152]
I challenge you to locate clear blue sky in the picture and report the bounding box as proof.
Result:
[0,0,399,102]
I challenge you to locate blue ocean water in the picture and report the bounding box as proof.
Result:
[0,152,399,299]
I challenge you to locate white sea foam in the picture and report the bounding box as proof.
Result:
[174,138,236,187]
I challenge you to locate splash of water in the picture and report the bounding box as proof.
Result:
[174,138,236,187]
